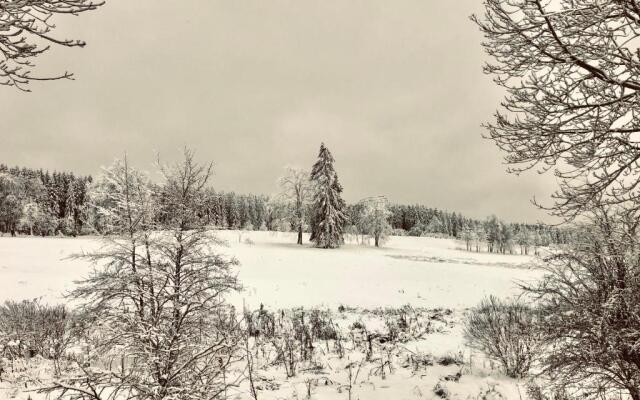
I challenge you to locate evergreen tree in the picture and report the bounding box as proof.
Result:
[309,143,347,248]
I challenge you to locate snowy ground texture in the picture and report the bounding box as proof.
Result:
[0,231,543,400]
[0,230,541,309]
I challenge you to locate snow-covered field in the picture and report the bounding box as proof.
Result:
[0,230,540,310]
[0,232,543,400]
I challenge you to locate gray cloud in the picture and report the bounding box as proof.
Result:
[0,0,557,222]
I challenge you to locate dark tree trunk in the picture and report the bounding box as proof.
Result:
[297,225,303,245]
[375,235,379,247]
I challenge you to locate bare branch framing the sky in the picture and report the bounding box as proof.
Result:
[0,0,103,91]
[473,0,640,219]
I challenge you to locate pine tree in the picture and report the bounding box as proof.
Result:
[309,143,347,248]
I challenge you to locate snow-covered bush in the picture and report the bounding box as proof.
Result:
[0,300,70,373]
[524,209,640,400]
[526,383,574,400]
[464,296,540,378]
[433,382,449,398]
[245,304,276,338]
[307,309,337,341]
[437,352,464,366]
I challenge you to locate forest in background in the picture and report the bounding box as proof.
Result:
[0,162,569,254]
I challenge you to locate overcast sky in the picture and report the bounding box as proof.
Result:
[0,0,558,222]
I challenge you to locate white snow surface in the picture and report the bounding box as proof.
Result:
[0,231,546,400]
[0,230,541,310]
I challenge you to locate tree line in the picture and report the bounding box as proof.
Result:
[0,157,567,252]
[387,204,570,254]
[0,164,92,236]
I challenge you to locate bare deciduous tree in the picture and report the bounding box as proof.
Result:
[44,150,242,400]
[473,1,640,218]
[0,0,103,90]
[278,167,311,245]
[525,207,640,400]
[359,196,391,247]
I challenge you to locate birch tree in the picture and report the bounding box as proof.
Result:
[278,167,311,245]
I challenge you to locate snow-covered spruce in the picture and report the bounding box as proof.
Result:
[309,143,347,249]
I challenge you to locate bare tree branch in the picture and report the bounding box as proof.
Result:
[0,0,104,90]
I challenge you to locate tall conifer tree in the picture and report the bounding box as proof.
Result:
[309,143,347,248]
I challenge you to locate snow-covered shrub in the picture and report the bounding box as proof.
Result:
[384,318,401,342]
[442,371,462,382]
[245,304,276,338]
[381,305,434,342]
[291,308,315,361]
[246,306,337,370]
[433,382,450,398]
[437,352,464,366]
[350,320,366,330]
[0,299,70,372]
[307,309,337,341]
[464,296,540,378]
[337,304,356,313]
[270,319,299,378]
[524,210,640,400]
[404,351,434,372]
[526,383,574,400]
